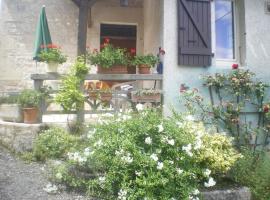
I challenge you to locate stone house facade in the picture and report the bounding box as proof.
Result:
[0,0,270,113]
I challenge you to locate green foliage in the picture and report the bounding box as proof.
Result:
[88,44,129,68]
[229,149,270,200]
[52,109,240,200]
[55,57,89,112]
[182,69,270,150]
[38,48,67,64]
[33,127,78,161]
[132,54,159,68]
[18,89,41,108]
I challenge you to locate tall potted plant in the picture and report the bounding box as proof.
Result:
[38,44,67,73]
[132,54,159,74]
[18,89,41,124]
[88,44,129,74]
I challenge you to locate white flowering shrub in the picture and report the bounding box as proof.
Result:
[54,109,240,199]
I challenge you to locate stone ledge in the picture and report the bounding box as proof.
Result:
[0,120,44,153]
[202,187,251,200]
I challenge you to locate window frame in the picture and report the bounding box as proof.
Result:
[212,0,240,67]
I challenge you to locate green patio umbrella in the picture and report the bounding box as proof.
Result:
[33,5,52,61]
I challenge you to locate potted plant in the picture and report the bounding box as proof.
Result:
[88,44,129,74]
[38,44,67,73]
[132,54,159,74]
[85,81,112,102]
[131,89,161,102]
[18,89,41,124]
[0,95,22,122]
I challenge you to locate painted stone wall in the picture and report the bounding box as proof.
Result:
[162,0,270,114]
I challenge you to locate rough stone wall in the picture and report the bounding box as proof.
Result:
[0,0,79,92]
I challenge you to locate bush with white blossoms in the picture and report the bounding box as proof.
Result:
[54,109,240,199]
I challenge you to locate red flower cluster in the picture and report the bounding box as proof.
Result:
[104,38,110,44]
[232,63,239,70]
[40,43,60,49]
[159,47,166,55]
[263,105,270,113]
[130,48,136,55]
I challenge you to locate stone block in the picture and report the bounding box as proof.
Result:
[202,187,251,200]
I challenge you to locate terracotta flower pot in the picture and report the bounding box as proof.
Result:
[138,64,151,74]
[23,107,39,124]
[131,93,161,103]
[97,65,128,74]
[46,62,59,73]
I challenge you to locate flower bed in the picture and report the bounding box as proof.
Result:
[43,108,241,200]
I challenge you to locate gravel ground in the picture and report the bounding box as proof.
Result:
[0,145,89,200]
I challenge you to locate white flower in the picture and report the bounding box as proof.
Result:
[55,172,62,180]
[157,162,164,170]
[43,183,58,194]
[121,153,133,164]
[176,121,183,127]
[194,139,202,150]
[84,147,91,156]
[192,189,200,195]
[115,149,124,156]
[150,153,158,161]
[157,124,164,132]
[203,169,211,177]
[118,189,127,200]
[145,137,152,145]
[182,144,193,157]
[94,139,103,147]
[136,103,144,111]
[168,160,174,165]
[98,176,106,184]
[204,177,216,187]
[135,171,142,176]
[176,168,184,175]
[167,139,175,146]
[186,115,195,121]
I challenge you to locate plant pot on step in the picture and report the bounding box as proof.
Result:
[89,91,98,101]
[23,107,39,124]
[138,64,151,74]
[46,62,59,73]
[97,65,128,74]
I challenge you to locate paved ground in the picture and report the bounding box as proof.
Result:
[0,146,88,200]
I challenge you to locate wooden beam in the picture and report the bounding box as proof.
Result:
[77,0,89,56]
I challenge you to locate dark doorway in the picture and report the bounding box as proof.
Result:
[100,24,137,74]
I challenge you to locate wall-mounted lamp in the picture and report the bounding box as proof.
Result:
[120,0,129,7]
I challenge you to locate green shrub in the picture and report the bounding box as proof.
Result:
[229,149,270,200]
[38,46,67,64]
[132,54,159,67]
[88,44,129,68]
[33,127,77,161]
[53,109,240,199]
[18,89,41,108]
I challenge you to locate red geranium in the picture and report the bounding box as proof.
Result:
[130,48,136,55]
[263,105,270,113]
[47,44,59,49]
[232,63,239,70]
[104,38,110,44]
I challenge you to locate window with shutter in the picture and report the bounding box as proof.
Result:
[177,0,212,66]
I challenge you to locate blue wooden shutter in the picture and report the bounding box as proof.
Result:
[178,0,212,66]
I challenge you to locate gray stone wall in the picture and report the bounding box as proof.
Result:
[0,0,79,92]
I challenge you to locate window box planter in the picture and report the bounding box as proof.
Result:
[97,65,128,74]
[0,104,22,123]
[131,90,161,103]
